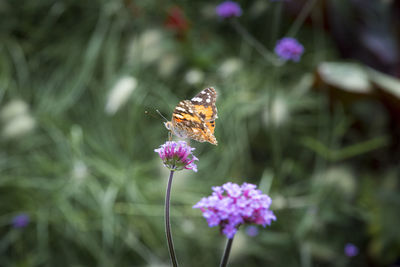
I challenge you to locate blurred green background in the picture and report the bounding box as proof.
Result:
[1,0,400,266]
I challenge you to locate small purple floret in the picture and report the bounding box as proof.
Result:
[344,243,359,257]
[193,182,276,238]
[155,141,198,172]
[246,225,259,237]
[216,1,242,18]
[274,37,304,62]
[12,213,30,228]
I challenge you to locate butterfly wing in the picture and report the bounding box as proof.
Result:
[171,100,196,127]
[190,87,218,135]
[167,87,218,145]
[190,87,218,121]
[205,120,216,135]
[170,98,217,145]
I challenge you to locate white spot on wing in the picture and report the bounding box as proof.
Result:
[192,97,202,102]
[206,99,211,103]
[176,106,185,112]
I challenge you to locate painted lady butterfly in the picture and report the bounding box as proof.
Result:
[164,87,218,145]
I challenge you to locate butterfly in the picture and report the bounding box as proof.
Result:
[164,87,218,145]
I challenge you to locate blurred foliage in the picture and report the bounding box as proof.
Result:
[1,0,400,267]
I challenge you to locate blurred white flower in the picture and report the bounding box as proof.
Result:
[0,99,28,122]
[127,29,166,65]
[184,69,204,85]
[318,62,371,92]
[1,100,35,139]
[71,160,88,180]
[158,53,181,78]
[263,97,289,127]
[218,58,243,77]
[2,114,35,139]
[105,76,137,115]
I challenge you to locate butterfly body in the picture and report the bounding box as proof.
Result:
[164,87,218,145]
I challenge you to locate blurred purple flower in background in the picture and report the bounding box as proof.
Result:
[246,225,259,237]
[344,243,359,257]
[155,141,198,172]
[274,37,304,62]
[193,182,276,238]
[12,213,30,228]
[216,1,242,18]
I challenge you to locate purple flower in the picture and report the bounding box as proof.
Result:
[193,182,276,238]
[155,141,198,172]
[12,213,30,228]
[274,37,304,62]
[216,1,242,18]
[344,243,359,257]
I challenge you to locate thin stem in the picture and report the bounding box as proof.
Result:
[165,170,178,267]
[219,237,234,267]
[286,0,318,37]
[268,67,282,182]
[230,19,281,66]
[270,1,283,45]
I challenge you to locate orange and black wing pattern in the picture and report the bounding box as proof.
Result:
[190,87,218,122]
[169,87,218,145]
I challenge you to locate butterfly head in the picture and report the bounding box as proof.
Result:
[164,121,173,131]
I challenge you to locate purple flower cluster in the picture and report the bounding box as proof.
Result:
[216,1,242,18]
[155,141,198,172]
[274,37,304,62]
[344,243,359,257]
[193,182,276,238]
[12,213,30,228]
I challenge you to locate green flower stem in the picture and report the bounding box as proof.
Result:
[219,237,234,267]
[165,170,178,267]
[230,19,281,66]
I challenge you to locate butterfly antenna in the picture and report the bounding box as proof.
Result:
[156,109,169,122]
